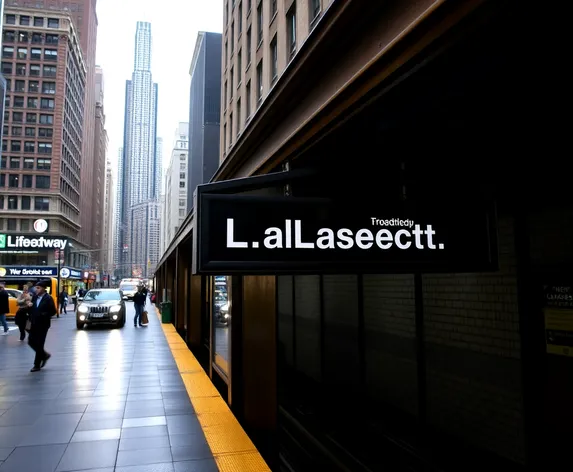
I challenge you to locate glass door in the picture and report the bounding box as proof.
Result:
[212,275,232,379]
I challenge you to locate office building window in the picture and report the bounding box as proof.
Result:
[27,97,38,108]
[33,17,44,27]
[287,5,297,56]
[2,46,14,58]
[45,34,59,45]
[38,143,52,154]
[236,98,241,136]
[16,63,26,75]
[310,0,321,23]
[26,113,37,123]
[21,219,30,231]
[271,0,277,17]
[43,66,56,77]
[34,197,50,211]
[257,3,263,44]
[10,157,20,169]
[47,18,60,28]
[256,61,263,103]
[12,127,22,136]
[44,49,57,61]
[230,67,234,98]
[237,50,242,84]
[3,31,15,43]
[9,175,19,187]
[23,158,34,170]
[223,123,227,151]
[28,80,39,92]
[32,32,42,43]
[37,158,51,170]
[17,47,28,59]
[22,175,33,188]
[5,15,16,25]
[20,16,31,26]
[245,80,251,119]
[36,175,50,189]
[11,141,21,152]
[270,35,278,83]
[38,128,52,138]
[24,142,35,153]
[231,22,235,53]
[21,196,31,210]
[238,1,243,33]
[7,219,17,231]
[12,112,23,122]
[229,112,233,145]
[246,27,252,65]
[8,196,18,210]
[1,62,12,74]
[42,82,56,94]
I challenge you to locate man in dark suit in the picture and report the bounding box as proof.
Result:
[28,280,56,372]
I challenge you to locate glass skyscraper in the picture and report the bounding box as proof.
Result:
[118,21,160,278]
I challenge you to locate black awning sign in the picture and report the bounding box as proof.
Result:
[195,194,498,275]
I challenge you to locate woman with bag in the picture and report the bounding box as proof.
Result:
[15,285,32,341]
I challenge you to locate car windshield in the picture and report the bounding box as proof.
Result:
[84,290,121,301]
[120,285,136,291]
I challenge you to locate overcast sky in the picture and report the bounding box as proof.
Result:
[95,0,223,180]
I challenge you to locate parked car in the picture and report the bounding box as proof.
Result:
[76,289,126,329]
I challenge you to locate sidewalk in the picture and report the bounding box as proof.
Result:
[0,302,218,472]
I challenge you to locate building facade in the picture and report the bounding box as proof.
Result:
[187,31,221,212]
[0,6,89,268]
[154,1,563,472]
[113,146,122,273]
[161,122,188,255]
[91,64,106,267]
[101,157,113,283]
[5,1,100,255]
[118,21,159,279]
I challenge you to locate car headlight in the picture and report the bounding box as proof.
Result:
[78,305,88,313]
[112,314,118,320]
[109,305,121,313]
[79,314,86,321]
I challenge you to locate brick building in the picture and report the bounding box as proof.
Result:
[0,6,87,266]
[5,0,100,257]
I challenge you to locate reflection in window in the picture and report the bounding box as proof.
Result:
[213,275,231,376]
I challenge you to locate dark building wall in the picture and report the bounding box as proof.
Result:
[187,32,221,212]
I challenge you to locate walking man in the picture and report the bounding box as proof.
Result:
[0,283,10,335]
[133,285,147,327]
[28,280,56,372]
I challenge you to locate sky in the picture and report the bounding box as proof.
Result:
[94,0,223,180]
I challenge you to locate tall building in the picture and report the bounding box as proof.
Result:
[92,65,106,267]
[118,21,159,278]
[0,0,6,143]
[101,158,114,282]
[0,6,88,265]
[187,31,221,212]
[113,146,122,272]
[5,0,100,254]
[161,122,188,255]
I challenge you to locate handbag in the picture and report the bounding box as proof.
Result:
[25,319,32,332]
[141,310,149,325]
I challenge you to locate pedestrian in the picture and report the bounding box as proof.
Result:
[133,285,147,327]
[15,285,32,341]
[26,282,37,296]
[58,288,68,315]
[28,280,56,372]
[0,283,10,335]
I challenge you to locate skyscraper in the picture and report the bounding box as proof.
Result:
[187,31,221,212]
[118,21,159,278]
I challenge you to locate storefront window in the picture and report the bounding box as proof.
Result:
[212,275,231,376]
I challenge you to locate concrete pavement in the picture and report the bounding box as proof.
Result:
[0,300,218,472]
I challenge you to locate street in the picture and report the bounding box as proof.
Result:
[0,301,217,472]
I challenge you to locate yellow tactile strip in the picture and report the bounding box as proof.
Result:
[154,307,271,472]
